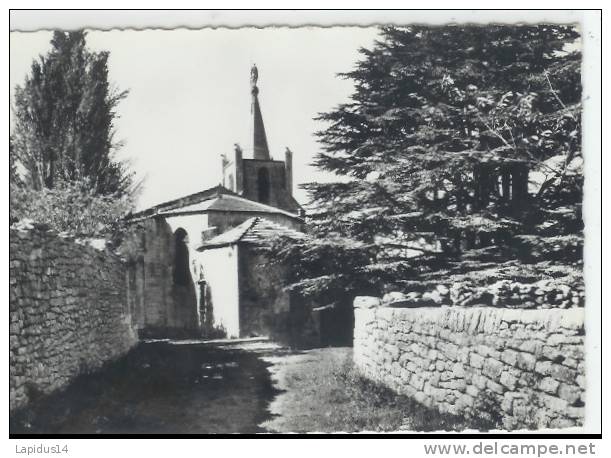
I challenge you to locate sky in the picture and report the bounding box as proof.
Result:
[9,27,381,210]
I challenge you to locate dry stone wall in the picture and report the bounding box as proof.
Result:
[9,224,138,412]
[353,298,585,430]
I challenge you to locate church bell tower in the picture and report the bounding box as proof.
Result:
[221,64,300,215]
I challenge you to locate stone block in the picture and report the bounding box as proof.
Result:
[511,396,533,421]
[557,383,582,405]
[469,352,485,369]
[565,406,585,420]
[561,344,585,361]
[406,361,418,373]
[500,348,519,366]
[432,387,448,402]
[452,362,466,379]
[475,344,491,357]
[456,393,475,410]
[410,375,425,391]
[534,360,552,376]
[562,357,579,369]
[487,379,505,395]
[466,384,479,398]
[540,346,563,363]
[549,363,577,384]
[438,328,452,341]
[539,377,560,394]
[444,403,459,416]
[354,296,381,309]
[382,291,407,305]
[429,372,441,387]
[499,371,518,390]
[549,417,576,429]
[539,393,569,413]
[414,391,427,405]
[473,374,488,390]
[423,381,433,396]
[440,379,466,392]
[483,358,504,379]
[443,342,460,361]
[501,392,514,413]
[458,347,471,364]
[518,339,542,355]
[387,344,400,361]
[516,352,537,371]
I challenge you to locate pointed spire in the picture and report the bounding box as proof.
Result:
[250,64,270,160]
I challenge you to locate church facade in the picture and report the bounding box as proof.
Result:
[122,66,320,346]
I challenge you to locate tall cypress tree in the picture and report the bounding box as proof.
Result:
[11,30,132,196]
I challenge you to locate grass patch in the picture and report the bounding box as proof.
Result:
[328,358,471,432]
[262,348,474,433]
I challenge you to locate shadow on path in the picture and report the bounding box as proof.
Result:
[10,340,287,435]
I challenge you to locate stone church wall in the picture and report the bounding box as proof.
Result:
[122,212,301,340]
[238,246,291,339]
[122,217,199,338]
[239,245,320,347]
[353,299,585,430]
[9,225,138,412]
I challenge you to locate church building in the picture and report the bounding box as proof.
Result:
[122,66,320,346]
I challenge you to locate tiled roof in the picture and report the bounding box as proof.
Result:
[240,218,305,244]
[160,194,301,220]
[197,217,305,250]
[127,185,301,222]
[127,185,232,220]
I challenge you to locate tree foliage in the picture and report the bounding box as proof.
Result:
[11,30,134,196]
[10,178,135,238]
[272,25,583,303]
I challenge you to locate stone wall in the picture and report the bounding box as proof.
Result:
[238,245,320,347]
[9,225,138,412]
[239,245,291,339]
[353,298,585,430]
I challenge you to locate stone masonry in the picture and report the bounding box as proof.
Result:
[353,298,585,430]
[9,224,138,412]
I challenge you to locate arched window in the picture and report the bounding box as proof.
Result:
[257,167,270,204]
[173,228,190,286]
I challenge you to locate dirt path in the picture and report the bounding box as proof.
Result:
[11,341,413,435]
[11,339,284,434]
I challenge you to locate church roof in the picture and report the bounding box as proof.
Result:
[197,217,305,250]
[159,193,301,220]
[127,185,302,222]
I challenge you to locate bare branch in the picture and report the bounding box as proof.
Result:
[544,71,577,121]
